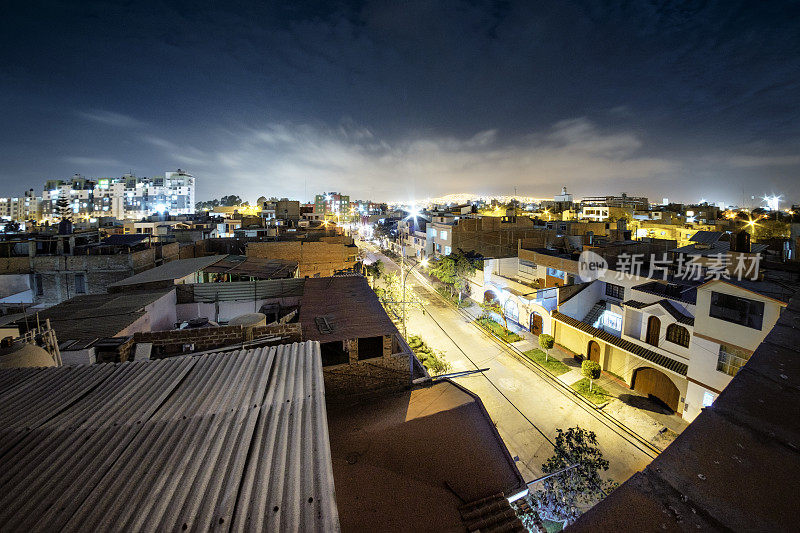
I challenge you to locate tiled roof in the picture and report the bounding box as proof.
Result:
[623,299,694,326]
[568,289,800,532]
[632,280,697,304]
[0,341,339,532]
[551,311,688,375]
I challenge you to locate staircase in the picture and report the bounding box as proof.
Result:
[582,300,606,327]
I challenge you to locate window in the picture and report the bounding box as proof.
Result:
[74,273,86,294]
[702,391,716,408]
[717,344,750,376]
[439,230,448,240]
[602,312,622,331]
[709,291,764,330]
[605,282,624,300]
[444,246,452,255]
[547,267,564,278]
[34,274,43,296]
[665,323,690,347]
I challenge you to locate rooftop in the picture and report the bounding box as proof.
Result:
[300,276,399,343]
[327,380,526,532]
[107,255,227,288]
[202,255,298,279]
[0,341,338,532]
[15,289,173,343]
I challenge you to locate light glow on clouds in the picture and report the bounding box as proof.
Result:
[147,117,677,202]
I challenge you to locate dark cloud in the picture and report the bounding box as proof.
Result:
[0,0,798,205]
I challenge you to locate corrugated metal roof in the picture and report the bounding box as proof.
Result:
[0,341,339,532]
[552,311,688,375]
[108,255,228,287]
[14,289,173,342]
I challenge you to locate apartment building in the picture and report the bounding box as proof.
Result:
[314,191,350,217]
[0,189,42,222]
[39,170,195,221]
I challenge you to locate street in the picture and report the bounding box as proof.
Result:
[361,243,656,485]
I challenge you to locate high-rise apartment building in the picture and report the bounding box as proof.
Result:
[39,170,195,221]
[314,192,350,215]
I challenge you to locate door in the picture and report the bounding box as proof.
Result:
[645,316,661,347]
[530,313,543,335]
[632,367,680,412]
[588,340,601,363]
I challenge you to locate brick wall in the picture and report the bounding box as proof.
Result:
[135,322,302,357]
[323,353,411,398]
[247,240,357,277]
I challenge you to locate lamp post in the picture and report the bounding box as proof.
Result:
[401,251,428,339]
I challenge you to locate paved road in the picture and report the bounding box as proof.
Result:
[362,244,655,485]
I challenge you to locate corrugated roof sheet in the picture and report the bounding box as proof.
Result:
[15,289,173,342]
[108,255,228,287]
[0,341,339,532]
[552,311,688,375]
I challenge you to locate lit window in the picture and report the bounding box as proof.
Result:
[702,391,716,408]
[716,345,750,376]
[440,230,447,239]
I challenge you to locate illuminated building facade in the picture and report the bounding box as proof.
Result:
[39,170,195,221]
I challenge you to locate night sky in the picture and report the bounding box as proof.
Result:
[1,1,799,205]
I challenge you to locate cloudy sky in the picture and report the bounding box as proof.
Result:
[1,1,798,205]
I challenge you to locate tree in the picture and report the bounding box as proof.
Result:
[365,259,384,280]
[56,195,71,221]
[3,221,20,233]
[539,334,554,362]
[581,360,601,392]
[480,298,510,335]
[532,427,616,527]
[430,250,478,302]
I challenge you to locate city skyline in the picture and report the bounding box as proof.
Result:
[1,1,799,204]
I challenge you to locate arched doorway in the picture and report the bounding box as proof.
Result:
[483,290,499,305]
[631,367,680,412]
[587,340,601,363]
[530,312,543,335]
[646,316,661,347]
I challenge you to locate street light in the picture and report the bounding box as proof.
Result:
[401,255,429,339]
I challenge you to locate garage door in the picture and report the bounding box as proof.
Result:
[632,367,680,412]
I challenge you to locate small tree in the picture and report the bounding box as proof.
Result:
[3,221,20,233]
[581,360,601,392]
[532,427,616,527]
[538,333,554,362]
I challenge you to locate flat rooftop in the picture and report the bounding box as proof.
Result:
[15,289,173,343]
[327,380,525,532]
[300,276,399,343]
